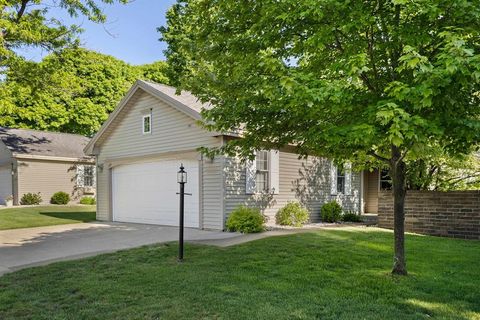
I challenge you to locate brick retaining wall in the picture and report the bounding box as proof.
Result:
[378,190,480,240]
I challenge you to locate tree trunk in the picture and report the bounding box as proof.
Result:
[390,146,408,275]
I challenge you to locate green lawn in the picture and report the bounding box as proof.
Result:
[0,228,478,320]
[0,205,96,230]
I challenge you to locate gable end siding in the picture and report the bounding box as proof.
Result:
[95,90,222,223]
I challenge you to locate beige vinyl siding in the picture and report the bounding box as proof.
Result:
[224,152,327,224]
[0,141,12,165]
[0,142,13,204]
[201,156,224,230]
[224,151,362,225]
[95,90,221,222]
[0,167,12,205]
[16,159,90,204]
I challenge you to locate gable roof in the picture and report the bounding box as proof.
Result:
[0,127,91,159]
[84,80,214,155]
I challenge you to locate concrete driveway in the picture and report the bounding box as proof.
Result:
[0,222,240,276]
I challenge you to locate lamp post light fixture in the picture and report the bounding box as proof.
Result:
[177,164,187,262]
[177,165,187,184]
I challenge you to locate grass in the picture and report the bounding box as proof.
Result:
[0,205,96,230]
[0,228,478,320]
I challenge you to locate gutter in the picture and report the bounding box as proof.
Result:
[12,154,94,163]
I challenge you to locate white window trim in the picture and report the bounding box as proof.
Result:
[76,165,84,188]
[83,165,95,188]
[246,150,279,195]
[331,162,352,196]
[76,164,96,188]
[255,150,270,193]
[142,114,152,134]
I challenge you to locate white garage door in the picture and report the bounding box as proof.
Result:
[0,167,12,205]
[112,159,199,228]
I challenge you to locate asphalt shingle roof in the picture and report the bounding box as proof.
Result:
[140,80,212,114]
[0,127,90,158]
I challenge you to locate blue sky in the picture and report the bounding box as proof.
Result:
[21,0,176,65]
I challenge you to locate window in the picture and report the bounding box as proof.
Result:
[337,168,345,194]
[380,169,392,190]
[77,165,95,188]
[83,165,95,187]
[142,114,151,134]
[255,151,269,193]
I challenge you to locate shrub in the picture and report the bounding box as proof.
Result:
[342,211,362,223]
[275,202,310,227]
[80,196,96,205]
[50,191,70,205]
[321,201,342,223]
[20,192,42,205]
[226,206,265,233]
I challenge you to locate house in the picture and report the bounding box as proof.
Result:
[0,127,95,205]
[84,80,374,230]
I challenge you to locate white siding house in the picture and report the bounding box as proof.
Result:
[85,80,362,230]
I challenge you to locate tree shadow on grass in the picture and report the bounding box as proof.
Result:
[0,229,478,319]
[39,211,96,223]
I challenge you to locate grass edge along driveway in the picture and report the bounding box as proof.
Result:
[0,228,478,320]
[0,205,96,230]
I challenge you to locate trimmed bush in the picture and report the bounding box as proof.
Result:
[321,201,342,223]
[20,192,42,205]
[275,202,310,227]
[226,206,265,233]
[80,196,96,205]
[50,191,70,205]
[342,211,362,223]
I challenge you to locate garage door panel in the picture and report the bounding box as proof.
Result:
[112,160,199,227]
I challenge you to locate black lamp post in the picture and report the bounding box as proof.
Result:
[177,164,187,262]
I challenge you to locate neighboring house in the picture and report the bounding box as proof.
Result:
[85,80,366,230]
[0,127,95,205]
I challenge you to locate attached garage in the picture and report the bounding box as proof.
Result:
[112,159,200,228]
[84,80,225,230]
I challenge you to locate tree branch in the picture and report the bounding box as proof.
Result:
[397,141,414,164]
[444,173,480,184]
[16,0,30,23]
[367,150,389,162]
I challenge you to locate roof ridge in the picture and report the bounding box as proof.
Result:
[139,80,194,93]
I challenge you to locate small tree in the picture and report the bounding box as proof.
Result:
[161,0,480,275]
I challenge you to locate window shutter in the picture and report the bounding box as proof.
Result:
[345,162,352,195]
[76,165,84,187]
[330,162,337,195]
[245,154,256,194]
[269,150,280,194]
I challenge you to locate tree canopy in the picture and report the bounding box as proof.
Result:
[161,0,480,274]
[407,152,480,191]
[0,48,169,136]
[0,0,128,70]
